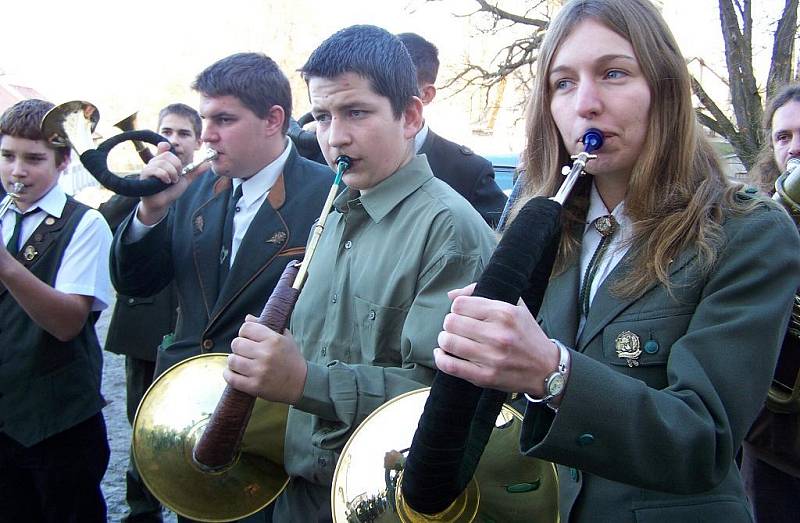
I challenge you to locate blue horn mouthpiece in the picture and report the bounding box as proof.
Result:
[582,129,603,153]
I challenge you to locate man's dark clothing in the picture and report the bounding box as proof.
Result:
[110,146,331,376]
[742,328,800,523]
[101,190,179,523]
[0,413,109,523]
[418,129,507,228]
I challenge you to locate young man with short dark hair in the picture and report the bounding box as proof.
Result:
[224,26,497,520]
[397,32,507,228]
[101,102,203,523]
[110,53,332,523]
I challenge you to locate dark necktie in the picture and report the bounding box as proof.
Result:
[6,210,30,257]
[219,184,243,287]
[579,214,617,317]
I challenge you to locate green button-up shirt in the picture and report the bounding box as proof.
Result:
[285,155,497,492]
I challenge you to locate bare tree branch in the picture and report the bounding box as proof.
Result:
[473,0,548,28]
[715,0,762,167]
[433,0,796,160]
[695,110,726,137]
[767,0,799,97]
[691,76,740,140]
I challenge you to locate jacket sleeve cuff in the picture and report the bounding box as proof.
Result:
[293,361,338,421]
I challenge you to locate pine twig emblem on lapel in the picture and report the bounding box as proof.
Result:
[266,231,287,244]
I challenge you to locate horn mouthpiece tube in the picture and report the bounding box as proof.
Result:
[551,128,604,205]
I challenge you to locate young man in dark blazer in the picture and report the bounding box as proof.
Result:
[110,53,332,523]
[100,103,202,523]
[398,32,507,228]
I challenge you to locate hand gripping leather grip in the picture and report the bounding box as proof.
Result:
[192,261,300,472]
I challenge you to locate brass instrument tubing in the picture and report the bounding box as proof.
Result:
[550,128,602,206]
[774,158,800,214]
[293,156,351,290]
[551,151,595,206]
[180,148,218,176]
[0,183,25,216]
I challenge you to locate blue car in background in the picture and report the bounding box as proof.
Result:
[483,153,519,195]
[482,153,523,230]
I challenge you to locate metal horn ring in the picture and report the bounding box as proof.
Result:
[41,101,198,198]
[80,130,175,197]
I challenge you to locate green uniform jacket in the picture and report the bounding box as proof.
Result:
[110,146,332,376]
[100,191,177,362]
[522,198,800,523]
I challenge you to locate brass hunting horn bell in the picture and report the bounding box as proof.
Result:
[331,389,559,523]
[132,353,289,521]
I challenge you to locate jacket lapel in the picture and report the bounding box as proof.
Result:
[577,248,698,349]
[541,262,581,347]
[191,184,230,317]
[209,174,290,321]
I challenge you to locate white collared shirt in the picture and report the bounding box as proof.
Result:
[128,138,293,267]
[226,139,292,265]
[0,183,113,311]
[577,183,633,335]
[414,121,430,154]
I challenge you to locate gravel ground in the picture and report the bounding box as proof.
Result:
[97,300,177,523]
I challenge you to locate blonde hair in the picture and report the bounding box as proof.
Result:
[512,0,746,297]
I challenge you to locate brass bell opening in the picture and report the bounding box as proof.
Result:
[133,354,288,522]
[330,388,559,523]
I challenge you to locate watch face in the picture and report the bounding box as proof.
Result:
[547,373,566,396]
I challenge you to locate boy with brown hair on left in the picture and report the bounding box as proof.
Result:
[0,98,113,523]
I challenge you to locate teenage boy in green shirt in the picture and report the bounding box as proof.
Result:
[224,25,497,520]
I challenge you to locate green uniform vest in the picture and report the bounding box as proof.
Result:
[0,198,104,447]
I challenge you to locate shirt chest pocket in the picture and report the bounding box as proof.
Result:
[600,307,694,384]
[353,295,409,367]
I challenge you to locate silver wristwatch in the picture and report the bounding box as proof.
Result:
[525,339,570,405]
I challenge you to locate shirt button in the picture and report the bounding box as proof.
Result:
[344,240,352,249]
[127,297,135,304]
[576,433,595,446]
[202,339,214,351]
[331,294,337,304]
[318,457,327,467]
[570,467,579,482]
[644,340,659,354]
[368,310,376,320]
[321,346,327,357]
